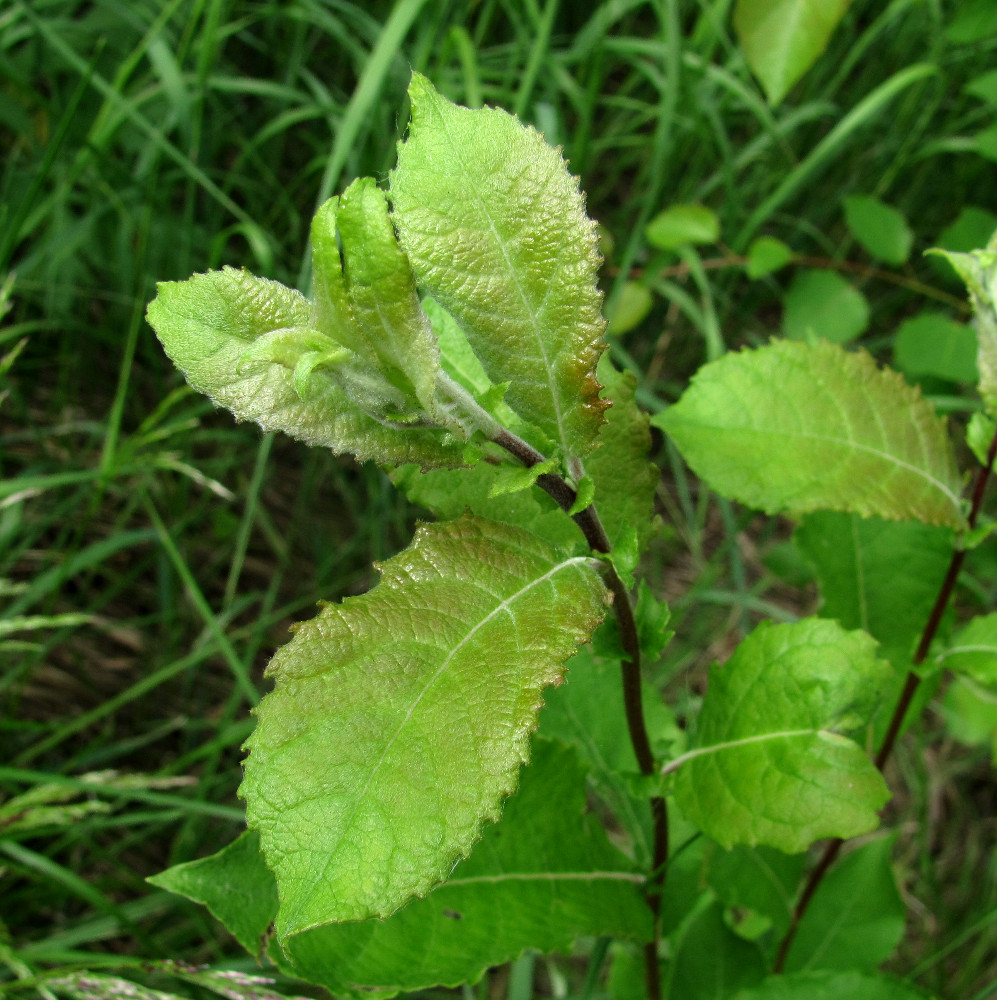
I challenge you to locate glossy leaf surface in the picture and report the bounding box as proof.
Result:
[656,339,966,529]
[670,619,892,852]
[147,267,461,467]
[390,74,607,458]
[241,516,607,934]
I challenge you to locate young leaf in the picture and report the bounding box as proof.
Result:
[147,267,462,468]
[794,512,952,666]
[241,516,607,935]
[584,356,661,554]
[783,270,869,344]
[735,970,937,1000]
[782,837,905,973]
[843,195,914,265]
[928,240,997,418]
[938,612,997,686]
[390,73,608,459]
[734,0,853,106]
[645,204,720,250]
[147,831,277,959]
[282,740,652,995]
[656,339,966,529]
[669,619,892,853]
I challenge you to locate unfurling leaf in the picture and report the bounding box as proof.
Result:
[656,339,966,529]
[390,73,607,459]
[669,618,892,852]
[241,516,607,935]
[147,267,462,468]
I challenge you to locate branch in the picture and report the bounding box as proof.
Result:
[491,425,667,1000]
[773,423,997,974]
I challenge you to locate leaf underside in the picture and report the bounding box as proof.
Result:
[147,267,462,468]
[657,339,966,529]
[672,618,892,852]
[240,515,607,935]
[390,73,607,459]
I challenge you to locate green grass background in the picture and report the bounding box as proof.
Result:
[3,1,997,997]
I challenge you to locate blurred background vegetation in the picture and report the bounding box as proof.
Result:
[2,1,997,997]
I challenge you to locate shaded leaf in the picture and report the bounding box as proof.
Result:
[147,268,462,468]
[795,512,952,666]
[965,69,997,106]
[938,612,997,686]
[390,74,607,459]
[893,313,978,384]
[745,236,793,279]
[656,339,966,529]
[645,204,720,250]
[734,0,853,106]
[670,619,892,852]
[284,740,652,996]
[147,831,277,958]
[241,516,607,934]
[607,281,654,335]
[783,270,869,344]
[946,0,997,44]
[734,970,936,1000]
[783,838,905,973]
[844,195,913,265]
[663,901,766,999]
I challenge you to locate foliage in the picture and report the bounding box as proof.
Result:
[5,3,997,1000]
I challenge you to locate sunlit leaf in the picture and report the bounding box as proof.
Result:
[241,516,607,934]
[656,339,966,529]
[645,204,720,250]
[670,619,892,852]
[147,268,462,468]
[390,74,608,459]
[745,236,793,279]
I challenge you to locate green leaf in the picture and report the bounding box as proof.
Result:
[933,208,997,284]
[704,844,806,940]
[645,204,720,250]
[938,612,997,686]
[585,356,661,554]
[928,242,997,418]
[607,281,654,336]
[843,195,914,265]
[669,619,892,853]
[390,462,582,554]
[539,644,678,864]
[734,970,937,1000]
[783,270,869,344]
[656,339,966,529]
[946,0,997,44]
[663,901,766,999]
[940,675,997,755]
[893,313,978,384]
[734,0,853,106]
[745,236,793,279]
[390,73,607,459]
[782,838,905,973]
[795,512,952,665]
[282,740,652,995]
[147,267,462,468]
[965,69,997,106]
[147,831,277,959]
[241,516,607,934]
